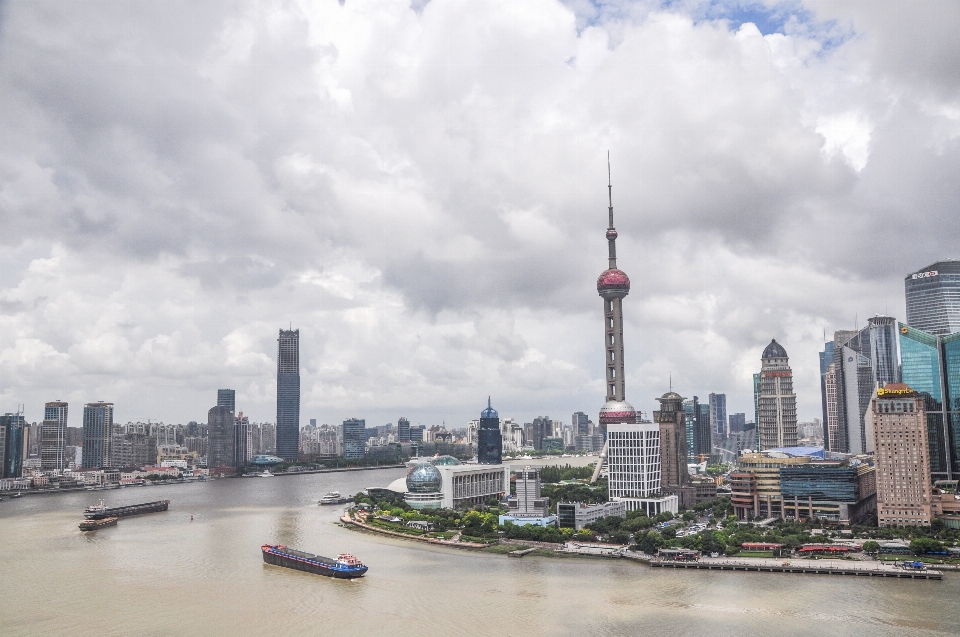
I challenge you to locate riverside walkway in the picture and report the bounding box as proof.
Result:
[631,553,943,580]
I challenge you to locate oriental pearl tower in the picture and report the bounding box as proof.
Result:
[591,156,635,483]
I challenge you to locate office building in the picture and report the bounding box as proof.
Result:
[709,392,727,439]
[819,340,835,446]
[217,389,236,413]
[1,413,26,478]
[683,397,710,462]
[276,328,300,461]
[41,401,68,472]
[831,316,900,454]
[556,501,627,530]
[756,340,798,451]
[905,259,960,336]
[572,411,590,437]
[207,405,236,474]
[477,398,502,464]
[501,466,555,526]
[728,413,747,434]
[870,384,933,526]
[898,323,960,482]
[81,402,115,469]
[655,391,690,506]
[397,417,410,443]
[110,431,157,468]
[342,418,366,460]
[235,412,253,466]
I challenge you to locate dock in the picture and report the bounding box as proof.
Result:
[648,558,942,580]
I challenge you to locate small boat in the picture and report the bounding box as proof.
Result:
[261,544,368,578]
[258,470,274,478]
[12,492,23,499]
[318,492,354,505]
[79,516,119,531]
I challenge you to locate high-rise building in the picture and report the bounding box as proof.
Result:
[276,329,300,461]
[41,401,68,472]
[898,323,960,482]
[756,340,798,451]
[477,398,502,464]
[217,389,236,413]
[342,418,366,460]
[655,391,690,506]
[869,384,933,527]
[235,412,253,466]
[728,413,746,434]
[683,397,710,462]
[81,402,115,468]
[709,393,727,439]
[593,161,677,515]
[1,413,26,478]
[572,411,589,437]
[509,466,549,517]
[831,317,901,454]
[819,340,835,447]
[905,260,960,336]
[207,405,236,474]
[525,417,550,451]
[397,417,411,442]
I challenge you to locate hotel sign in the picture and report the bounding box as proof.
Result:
[877,387,914,396]
[911,270,939,279]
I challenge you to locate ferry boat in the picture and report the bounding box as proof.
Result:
[318,492,353,505]
[83,499,170,520]
[79,516,119,531]
[261,544,368,579]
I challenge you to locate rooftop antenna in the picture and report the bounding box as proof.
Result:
[669,372,673,393]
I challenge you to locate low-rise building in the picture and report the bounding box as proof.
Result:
[556,501,626,530]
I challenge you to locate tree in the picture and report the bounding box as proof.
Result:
[639,531,664,555]
[910,537,943,556]
[862,540,880,554]
[701,532,725,555]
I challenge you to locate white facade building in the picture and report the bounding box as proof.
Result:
[607,422,678,516]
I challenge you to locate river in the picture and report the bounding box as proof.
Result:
[1,463,957,637]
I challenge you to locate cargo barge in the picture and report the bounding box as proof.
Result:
[83,499,170,520]
[261,544,368,579]
[79,516,119,531]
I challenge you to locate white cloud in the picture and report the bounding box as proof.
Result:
[1,0,958,429]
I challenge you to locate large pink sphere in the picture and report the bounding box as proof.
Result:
[597,268,630,295]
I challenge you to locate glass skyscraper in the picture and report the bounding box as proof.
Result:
[342,418,366,460]
[217,389,236,413]
[81,402,114,469]
[905,260,960,336]
[276,329,300,461]
[899,322,960,482]
[1,413,25,478]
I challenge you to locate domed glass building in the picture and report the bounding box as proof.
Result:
[406,462,442,493]
[429,455,461,466]
[404,462,444,509]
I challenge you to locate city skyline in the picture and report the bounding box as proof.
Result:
[2,3,959,431]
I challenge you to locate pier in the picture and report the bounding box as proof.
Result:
[643,556,942,580]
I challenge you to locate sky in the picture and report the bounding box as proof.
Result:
[2,0,959,430]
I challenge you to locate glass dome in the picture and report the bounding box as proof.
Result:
[429,455,461,466]
[406,462,442,493]
[481,396,498,419]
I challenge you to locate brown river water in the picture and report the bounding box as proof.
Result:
[1,463,958,637]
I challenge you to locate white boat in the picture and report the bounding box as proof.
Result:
[258,470,274,478]
[318,491,353,505]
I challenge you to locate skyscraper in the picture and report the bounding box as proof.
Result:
[656,391,689,504]
[905,259,960,336]
[477,397,502,464]
[342,418,366,460]
[833,317,901,454]
[683,396,710,462]
[870,384,933,527]
[397,417,411,442]
[1,413,25,478]
[81,402,114,468]
[217,389,236,413]
[592,159,676,515]
[756,340,798,450]
[572,411,590,437]
[207,405,236,474]
[709,392,727,439]
[819,340,835,447]
[898,322,960,482]
[276,329,300,461]
[41,401,68,472]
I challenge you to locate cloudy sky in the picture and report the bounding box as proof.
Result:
[2,0,958,430]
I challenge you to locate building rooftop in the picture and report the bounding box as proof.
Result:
[762,339,788,359]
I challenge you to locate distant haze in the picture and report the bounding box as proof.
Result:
[2,1,958,428]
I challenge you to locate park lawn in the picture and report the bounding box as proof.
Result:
[483,543,530,554]
[737,551,775,558]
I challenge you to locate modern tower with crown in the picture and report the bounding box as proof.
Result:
[477,397,503,464]
[591,157,677,516]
